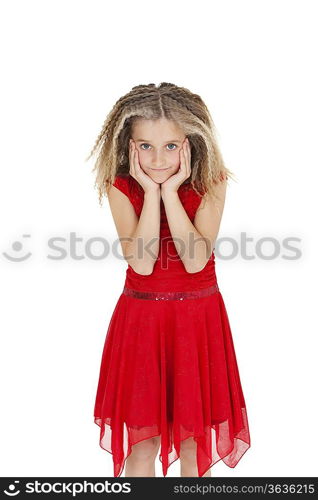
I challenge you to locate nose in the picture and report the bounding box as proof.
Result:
[151,150,166,169]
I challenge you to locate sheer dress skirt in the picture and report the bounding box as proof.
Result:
[94,284,251,477]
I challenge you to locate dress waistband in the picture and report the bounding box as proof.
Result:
[122,284,219,301]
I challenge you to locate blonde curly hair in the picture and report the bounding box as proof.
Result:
[86,82,236,206]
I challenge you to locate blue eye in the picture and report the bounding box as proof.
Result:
[140,143,177,151]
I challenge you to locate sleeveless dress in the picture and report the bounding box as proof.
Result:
[93,173,251,477]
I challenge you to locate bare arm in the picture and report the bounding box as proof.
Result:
[108,186,160,275]
[108,140,162,275]
[161,179,227,273]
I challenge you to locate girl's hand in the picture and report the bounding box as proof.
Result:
[160,138,191,195]
[129,139,160,194]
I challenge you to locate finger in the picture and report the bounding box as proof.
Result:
[181,147,190,177]
[179,148,185,170]
[129,144,136,177]
[184,142,191,170]
[133,147,141,172]
[184,143,190,166]
[181,143,189,169]
[128,142,132,167]
[184,141,190,162]
[181,147,188,169]
[186,139,191,157]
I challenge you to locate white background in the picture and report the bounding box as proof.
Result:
[0,0,317,477]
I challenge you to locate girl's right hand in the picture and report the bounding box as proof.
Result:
[129,140,160,194]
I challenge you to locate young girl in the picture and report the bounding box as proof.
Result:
[87,82,251,478]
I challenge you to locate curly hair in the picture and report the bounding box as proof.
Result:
[86,82,236,206]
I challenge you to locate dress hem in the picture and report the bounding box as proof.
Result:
[94,411,251,478]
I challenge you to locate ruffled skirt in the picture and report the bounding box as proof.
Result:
[93,284,251,477]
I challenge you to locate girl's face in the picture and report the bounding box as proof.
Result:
[130,118,187,182]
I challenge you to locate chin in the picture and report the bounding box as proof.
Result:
[149,171,173,181]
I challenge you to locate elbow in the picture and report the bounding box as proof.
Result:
[125,252,155,276]
[136,267,154,276]
[185,261,207,274]
[130,263,154,276]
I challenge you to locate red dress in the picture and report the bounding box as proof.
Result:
[94,173,251,477]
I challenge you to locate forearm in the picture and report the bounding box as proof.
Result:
[162,191,209,273]
[125,190,161,274]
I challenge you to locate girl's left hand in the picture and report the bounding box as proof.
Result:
[161,138,191,195]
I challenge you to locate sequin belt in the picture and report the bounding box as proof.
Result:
[122,284,219,301]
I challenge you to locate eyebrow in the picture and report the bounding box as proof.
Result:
[135,139,182,143]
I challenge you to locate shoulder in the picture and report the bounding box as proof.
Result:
[182,173,227,220]
[194,175,227,224]
[111,173,143,216]
[112,173,131,196]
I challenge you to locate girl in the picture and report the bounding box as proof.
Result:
[87,82,251,478]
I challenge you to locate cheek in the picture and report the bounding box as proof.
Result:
[138,150,147,165]
[171,151,181,166]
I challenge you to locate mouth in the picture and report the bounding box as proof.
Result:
[149,167,171,171]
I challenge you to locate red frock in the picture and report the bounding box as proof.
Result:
[94,173,251,477]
